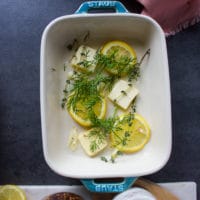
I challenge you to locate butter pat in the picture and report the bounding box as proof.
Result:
[78,129,108,157]
[71,45,96,72]
[108,80,139,110]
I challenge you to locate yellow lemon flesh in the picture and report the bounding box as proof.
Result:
[101,40,137,76]
[0,185,27,200]
[68,95,106,127]
[111,113,151,153]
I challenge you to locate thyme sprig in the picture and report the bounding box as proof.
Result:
[101,150,123,163]
[66,73,114,112]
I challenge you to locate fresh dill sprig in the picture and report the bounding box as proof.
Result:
[87,108,135,152]
[94,50,137,77]
[89,128,107,152]
[50,67,56,72]
[65,71,116,113]
[90,139,100,153]
[101,156,108,162]
[89,111,118,135]
[86,109,120,152]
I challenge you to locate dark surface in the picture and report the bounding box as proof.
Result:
[0,0,199,198]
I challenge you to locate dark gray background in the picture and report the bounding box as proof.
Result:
[0,0,199,198]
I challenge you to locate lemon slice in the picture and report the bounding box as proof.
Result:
[0,185,26,200]
[111,113,151,153]
[101,40,137,76]
[68,94,106,127]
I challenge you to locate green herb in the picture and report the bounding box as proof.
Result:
[110,157,116,163]
[89,140,99,153]
[128,49,150,82]
[121,112,135,126]
[113,130,131,147]
[64,63,67,71]
[63,89,68,95]
[51,67,56,72]
[86,109,120,152]
[101,151,123,163]
[90,111,118,133]
[88,111,134,152]
[128,63,140,82]
[62,43,150,155]
[109,150,123,163]
[80,48,90,57]
[94,50,137,76]
[121,131,131,146]
[110,112,135,147]
[66,31,90,51]
[66,39,78,51]
[125,131,130,137]
[139,48,150,66]
[88,128,108,152]
[65,71,116,113]
[117,151,123,156]
[61,97,67,109]
[130,98,137,113]
[77,60,93,69]
[83,31,90,42]
[77,49,94,70]
[121,90,127,95]
[101,156,108,162]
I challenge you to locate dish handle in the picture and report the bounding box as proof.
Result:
[81,177,137,193]
[75,1,128,14]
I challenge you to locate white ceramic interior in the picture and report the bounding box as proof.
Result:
[40,13,172,179]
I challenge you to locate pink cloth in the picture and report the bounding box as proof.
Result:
[137,0,200,36]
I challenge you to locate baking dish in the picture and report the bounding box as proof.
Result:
[40,1,172,193]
